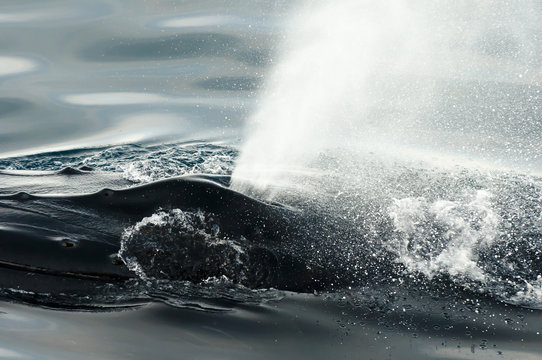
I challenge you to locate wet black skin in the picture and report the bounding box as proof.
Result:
[0,168,337,296]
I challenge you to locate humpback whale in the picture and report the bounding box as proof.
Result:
[0,168,339,305]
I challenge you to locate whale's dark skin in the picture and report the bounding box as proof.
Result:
[0,168,338,299]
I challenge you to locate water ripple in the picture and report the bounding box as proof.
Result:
[158,15,240,29]
[0,12,44,24]
[61,92,170,106]
[59,91,246,107]
[0,56,38,77]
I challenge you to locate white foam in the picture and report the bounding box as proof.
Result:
[388,190,500,282]
[118,147,235,183]
[119,209,246,280]
[119,209,181,279]
[508,276,542,308]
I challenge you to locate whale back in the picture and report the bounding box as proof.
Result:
[0,170,307,301]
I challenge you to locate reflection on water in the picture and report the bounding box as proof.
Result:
[0,56,38,77]
[0,0,283,156]
[0,291,541,360]
[158,15,247,28]
[60,92,248,106]
[79,33,270,67]
[26,112,189,150]
[0,2,111,26]
[0,11,44,24]
[61,92,172,106]
[153,14,281,33]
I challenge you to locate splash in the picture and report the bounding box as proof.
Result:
[119,209,247,282]
[232,0,542,197]
[230,0,542,307]
[387,190,500,281]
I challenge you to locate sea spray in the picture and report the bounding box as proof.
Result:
[230,0,542,307]
[232,0,542,199]
[232,0,429,196]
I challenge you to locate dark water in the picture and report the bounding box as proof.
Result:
[1,1,542,359]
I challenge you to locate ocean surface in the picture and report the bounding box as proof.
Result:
[1,1,542,359]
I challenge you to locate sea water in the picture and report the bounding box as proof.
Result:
[1,1,542,359]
